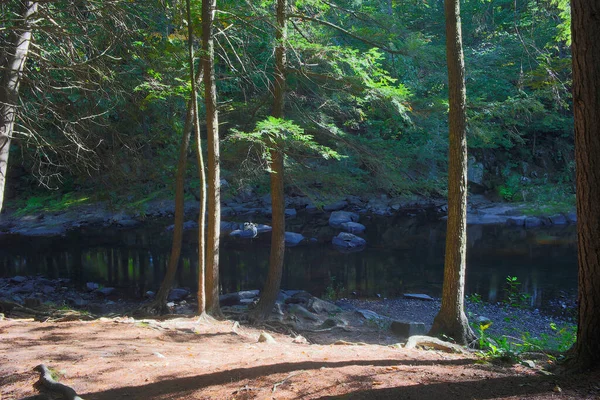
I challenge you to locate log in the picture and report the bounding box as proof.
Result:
[33,364,83,400]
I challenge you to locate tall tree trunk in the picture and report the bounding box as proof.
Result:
[0,1,37,213]
[189,0,207,315]
[571,0,600,371]
[202,0,222,317]
[428,0,475,345]
[147,93,198,313]
[249,0,288,323]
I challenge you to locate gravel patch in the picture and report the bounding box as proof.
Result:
[339,297,575,342]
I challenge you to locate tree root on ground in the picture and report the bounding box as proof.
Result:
[405,335,467,353]
[19,364,84,400]
[0,301,93,322]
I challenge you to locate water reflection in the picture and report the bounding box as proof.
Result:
[0,215,578,307]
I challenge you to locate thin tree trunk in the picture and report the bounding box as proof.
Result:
[143,4,205,314]
[571,0,600,371]
[428,0,475,345]
[202,0,222,317]
[249,0,288,323]
[0,1,37,213]
[188,0,207,315]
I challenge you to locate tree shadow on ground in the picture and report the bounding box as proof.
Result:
[83,359,476,400]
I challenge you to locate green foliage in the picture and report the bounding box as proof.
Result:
[15,193,90,216]
[323,276,345,302]
[503,276,531,309]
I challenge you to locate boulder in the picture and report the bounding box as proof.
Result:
[285,208,297,218]
[390,321,426,337]
[549,214,568,225]
[307,297,341,314]
[256,224,272,234]
[323,200,348,212]
[356,309,386,321]
[230,222,258,238]
[332,232,366,250]
[86,282,100,292]
[167,288,190,302]
[285,232,305,246]
[340,221,366,234]
[525,216,544,228]
[329,211,359,228]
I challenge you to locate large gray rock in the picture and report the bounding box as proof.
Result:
[285,232,305,246]
[230,222,258,238]
[329,211,360,228]
[307,297,341,314]
[238,290,259,299]
[332,232,366,250]
[467,156,485,186]
[549,214,568,225]
[340,221,366,234]
[390,321,426,337]
[167,288,190,302]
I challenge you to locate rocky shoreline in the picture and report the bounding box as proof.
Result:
[0,275,576,347]
[0,192,576,238]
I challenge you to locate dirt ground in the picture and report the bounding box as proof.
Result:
[1,316,599,400]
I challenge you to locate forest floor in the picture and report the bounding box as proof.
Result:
[1,314,599,400]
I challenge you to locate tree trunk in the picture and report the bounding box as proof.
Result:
[148,95,196,313]
[189,0,207,315]
[249,0,288,323]
[202,0,222,317]
[571,0,600,371]
[428,0,475,345]
[0,1,37,213]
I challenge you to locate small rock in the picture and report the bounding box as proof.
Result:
[145,291,156,298]
[86,282,100,292]
[292,335,309,344]
[332,232,366,250]
[258,332,276,343]
[285,232,305,246]
[329,211,360,228]
[166,302,175,308]
[475,315,492,326]
[10,276,27,284]
[403,293,434,301]
[285,208,297,218]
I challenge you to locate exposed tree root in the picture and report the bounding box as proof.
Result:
[31,364,83,400]
[405,335,467,353]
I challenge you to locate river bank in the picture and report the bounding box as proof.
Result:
[0,192,576,237]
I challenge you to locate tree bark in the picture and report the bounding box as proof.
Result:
[202,0,222,317]
[428,0,475,345]
[249,0,288,323]
[190,0,207,315]
[571,0,600,371]
[0,1,37,213]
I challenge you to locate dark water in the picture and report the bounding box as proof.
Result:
[0,213,578,307]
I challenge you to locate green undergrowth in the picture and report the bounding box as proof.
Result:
[13,192,92,216]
